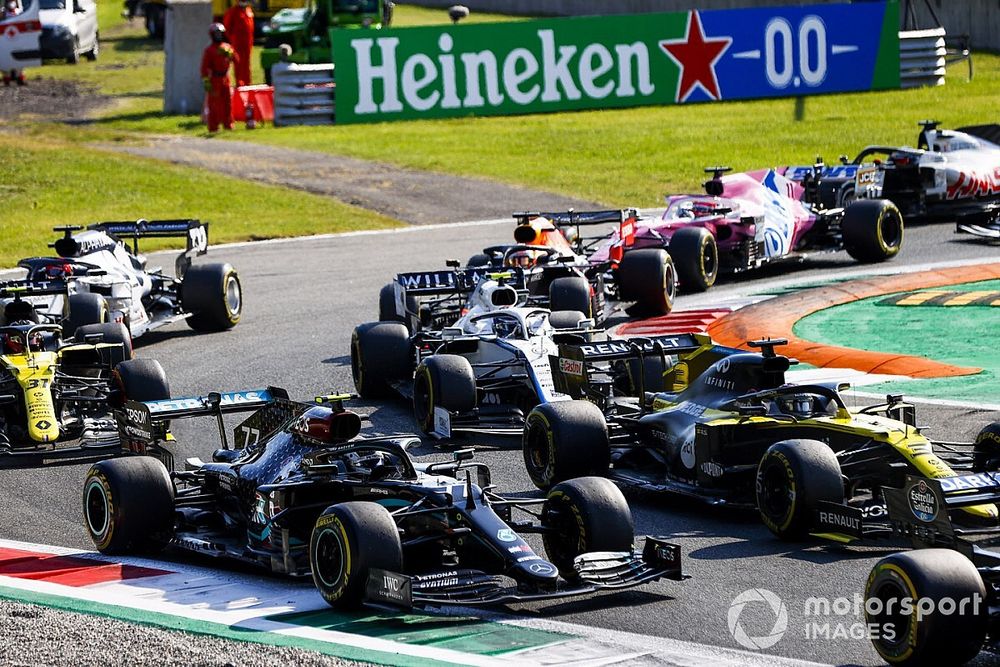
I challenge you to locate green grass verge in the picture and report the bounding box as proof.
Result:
[0,134,398,267]
[17,6,1000,208]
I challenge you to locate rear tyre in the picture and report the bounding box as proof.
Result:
[865,549,987,666]
[542,477,634,580]
[972,421,1000,472]
[668,227,718,293]
[412,354,476,435]
[378,283,418,332]
[350,322,411,398]
[841,199,904,263]
[309,502,403,610]
[548,277,592,318]
[756,439,844,540]
[76,322,133,368]
[83,456,174,554]
[617,249,676,315]
[522,400,609,489]
[63,292,109,338]
[114,358,170,404]
[181,263,242,332]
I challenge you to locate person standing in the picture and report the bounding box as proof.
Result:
[200,23,238,132]
[222,0,253,87]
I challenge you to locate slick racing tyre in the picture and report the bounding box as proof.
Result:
[114,358,170,404]
[76,322,133,368]
[522,400,609,489]
[841,199,904,263]
[547,310,588,331]
[617,249,676,315]
[972,421,1000,472]
[378,283,419,332]
[84,456,174,554]
[548,277,593,318]
[756,439,843,540]
[63,292,109,338]
[351,322,411,398]
[668,227,718,293]
[542,477,634,580]
[865,549,987,666]
[309,502,403,610]
[466,252,492,268]
[412,354,476,435]
[181,263,242,332]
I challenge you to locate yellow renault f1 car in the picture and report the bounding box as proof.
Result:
[521,333,999,539]
[0,291,170,468]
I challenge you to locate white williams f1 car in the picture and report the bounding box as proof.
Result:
[352,268,596,438]
[7,220,242,337]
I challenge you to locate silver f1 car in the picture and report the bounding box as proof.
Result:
[353,268,597,438]
[817,121,1000,238]
[10,220,242,338]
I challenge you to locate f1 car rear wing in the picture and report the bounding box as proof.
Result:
[513,209,640,255]
[76,219,208,277]
[0,281,69,299]
[394,267,526,296]
[550,333,711,400]
[117,387,290,454]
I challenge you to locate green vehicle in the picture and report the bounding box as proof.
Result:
[260,0,392,82]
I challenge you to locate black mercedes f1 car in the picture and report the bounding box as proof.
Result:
[83,388,683,609]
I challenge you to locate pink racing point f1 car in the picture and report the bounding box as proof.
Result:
[589,166,904,293]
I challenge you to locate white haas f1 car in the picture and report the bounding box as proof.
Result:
[8,220,242,338]
[818,121,1000,238]
[352,268,597,438]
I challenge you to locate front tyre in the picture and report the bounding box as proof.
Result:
[548,276,593,318]
[542,477,634,580]
[83,456,174,554]
[412,354,476,435]
[309,502,403,610]
[522,400,609,489]
[972,421,1000,472]
[350,322,411,398]
[756,439,843,540]
[865,549,987,666]
[181,263,242,332]
[63,292,109,338]
[841,199,904,263]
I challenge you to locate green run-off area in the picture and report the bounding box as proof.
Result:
[793,280,1000,403]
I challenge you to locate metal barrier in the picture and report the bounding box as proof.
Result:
[272,63,336,126]
[899,27,947,88]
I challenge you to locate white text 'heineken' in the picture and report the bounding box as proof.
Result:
[351,30,656,115]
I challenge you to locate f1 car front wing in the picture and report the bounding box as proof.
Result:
[366,536,684,608]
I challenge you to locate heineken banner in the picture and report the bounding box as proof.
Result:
[330,1,899,124]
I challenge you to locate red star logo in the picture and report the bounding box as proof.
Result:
[659,11,732,103]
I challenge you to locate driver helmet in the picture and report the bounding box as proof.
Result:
[506,248,542,269]
[2,322,42,354]
[209,22,226,42]
[44,262,76,281]
[492,316,521,339]
[777,393,815,417]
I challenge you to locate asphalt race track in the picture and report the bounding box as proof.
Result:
[2,219,998,666]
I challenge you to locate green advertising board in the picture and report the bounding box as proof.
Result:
[331,2,899,124]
